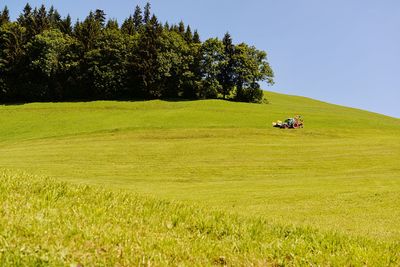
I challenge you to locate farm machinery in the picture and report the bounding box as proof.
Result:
[272,115,304,129]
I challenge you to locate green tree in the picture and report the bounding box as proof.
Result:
[17,3,35,40]
[0,6,10,27]
[33,5,50,35]
[218,32,236,99]
[193,30,201,44]
[199,38,224,99]
[1,3,274,103]
[85,28,131,99]
[0,22,26,69]
[178,21,185,35]
[60,15,72,35]
[143,3,151,24]
[233,43,274,103]
[121,16,135,35]
[48,6,62,30]
[130,14,163,98]
[94,9,106,28]
[74,12,102,50]
[0,22,26,99]
[184,25,193,43]
[185,41,202,99]
[163,21,170,31]
[158,30,192,98]
[25,29,81,100]
[133,5,143,30]
[106,19,119,30]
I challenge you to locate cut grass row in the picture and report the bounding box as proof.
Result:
[1,170,399,266]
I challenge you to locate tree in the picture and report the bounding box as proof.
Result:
[94,9,106,28]
[0,6,10,27]
[17,3,35,40]
[74,11,102,50]
[199,38,224,99]
[48,6,62,30]
[121,16,135,35]
[0,4,275,103]
[133,5,143,30]
[185,41,202,99]
[17,3,32,27]
[106,19,119,30]
[163,21,170,31]
[85,28,131,99]
[25,29,81,100]
[233,43,274,103]
[184,25,193,43]
[0,22,26,100]
[158,30,192,98]
[143,2,151,24]
[0,22,26,69]
[60,15,72,35]
[130,14,163,98]
[178,21,185,35]
[218,32,236,99]
[193,30,201,44]
[33,5,50,35]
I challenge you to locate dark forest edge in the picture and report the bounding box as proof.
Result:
[0,3,274,103]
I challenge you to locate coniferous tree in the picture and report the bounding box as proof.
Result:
[218,32,236,99]
[143,2,151,24]
[60,15,72,35]
[193,30,201,43]
[171,24,179,33]
[184,25,193,43]
[178,21,185,35]
[34,5,50,34]
[106,19,119,30]
[94,9,106,28]
[0,22,28,100]
[17,3,36,40]
[121,16,135,35]
[133,5,143,30]
[132,13,163,98]
[1,3,274,103]
[74,11,102,50]
[48,6,62,29]
[164,22,170,31]
[0,6,10,26]
[17,3,32,26]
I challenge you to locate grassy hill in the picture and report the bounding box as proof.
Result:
[1,91,399,265]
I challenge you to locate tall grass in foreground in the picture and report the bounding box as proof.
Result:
[0,170,399,266]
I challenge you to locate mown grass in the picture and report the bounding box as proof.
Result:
[1,170,399,266]
[0,91,399,265]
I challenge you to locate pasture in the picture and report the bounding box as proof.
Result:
[1,91,399,265]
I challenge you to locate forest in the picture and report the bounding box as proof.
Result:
[0,3,274,103]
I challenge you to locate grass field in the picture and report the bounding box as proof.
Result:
[1,91,400,265]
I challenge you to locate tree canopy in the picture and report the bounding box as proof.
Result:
[0,3,274,103]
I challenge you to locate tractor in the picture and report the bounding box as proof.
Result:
[272,115,304,129]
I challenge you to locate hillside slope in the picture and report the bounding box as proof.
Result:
[0,91,399,243]
[1,170,399,266]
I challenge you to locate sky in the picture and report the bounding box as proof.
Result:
[3,0,400,118]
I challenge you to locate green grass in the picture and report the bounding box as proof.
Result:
[1,91,399,265]
[1,170,399,266]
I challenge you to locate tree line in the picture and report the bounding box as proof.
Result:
[0,3,274,103]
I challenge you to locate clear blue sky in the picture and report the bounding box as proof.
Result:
[4,0,400,118]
